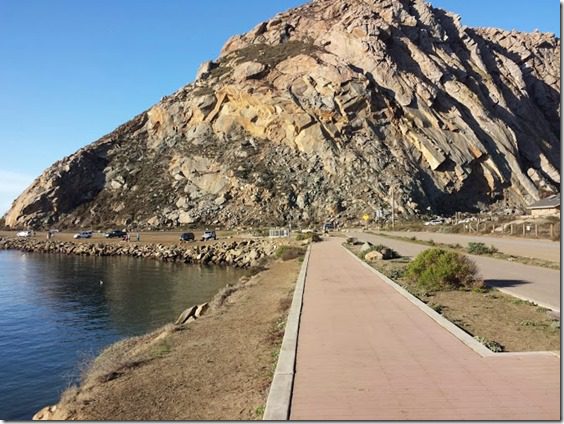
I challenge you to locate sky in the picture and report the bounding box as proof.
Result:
[0,0,560,214]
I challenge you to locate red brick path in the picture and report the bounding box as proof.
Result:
[290,239,560,420]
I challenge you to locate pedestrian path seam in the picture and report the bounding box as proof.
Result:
[342,244,559,359]
[263,245,311,420]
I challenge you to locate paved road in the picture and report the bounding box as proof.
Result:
[352,232,561,312]
[290,240,560,420]
[385,230,560,262]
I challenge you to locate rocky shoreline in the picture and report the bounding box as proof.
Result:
[0,238,278,268]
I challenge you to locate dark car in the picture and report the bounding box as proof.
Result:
[180,232,195,242]
[201,230,217,241]
[105,230,127,238]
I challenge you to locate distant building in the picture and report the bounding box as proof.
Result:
[527,194,560,217]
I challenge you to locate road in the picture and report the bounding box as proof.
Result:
[351,232,561,312]
[290,239,559,420]
[385,231,560,262]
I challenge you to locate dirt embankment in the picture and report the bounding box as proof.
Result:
[33,257,301,420]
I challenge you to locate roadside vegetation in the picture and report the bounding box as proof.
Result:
[466,242,498,255]
[295,232,322,242]
[346,241,560,353]
[274,245,306,261]
[374,232,559,270]
[405,248,483,294]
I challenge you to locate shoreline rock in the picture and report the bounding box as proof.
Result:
[0,238,278,268]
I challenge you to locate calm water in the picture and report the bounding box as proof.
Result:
[0,250,247,420]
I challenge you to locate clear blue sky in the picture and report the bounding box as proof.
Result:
[0,0,560,214]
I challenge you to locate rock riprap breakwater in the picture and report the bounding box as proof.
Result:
[0,238,278,268]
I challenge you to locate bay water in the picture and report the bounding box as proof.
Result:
[0,250,247,420]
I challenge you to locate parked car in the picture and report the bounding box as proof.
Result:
[105,230,127,238]
[74,231,93,239]
[323,222,335,232]
[424,219,443,226]
[180,232,195,242]
[16,230,32,237]
[201,230,217,241]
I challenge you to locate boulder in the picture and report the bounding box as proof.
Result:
[175,305,198,325]
[178,212,198,224]
[233,61,266,81]
[380,247,396,260]
[196,60,218,80]
[360,242,374,253]
[365,250,384,262]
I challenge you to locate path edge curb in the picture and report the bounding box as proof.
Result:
[342,244,559,359]
[263,245,311,420]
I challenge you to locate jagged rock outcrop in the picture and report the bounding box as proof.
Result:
[5,0,560,229]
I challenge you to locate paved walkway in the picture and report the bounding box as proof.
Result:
[386,231,561,262]
[290,239,560,420]
[353,232,561,312]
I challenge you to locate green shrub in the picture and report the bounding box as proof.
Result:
[295,232,322,242]
[274,245,306,261]
[406,248,482,293]
[467,242,498,255]
[250,228,270,237]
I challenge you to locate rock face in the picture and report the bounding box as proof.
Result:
[4,0,560,229]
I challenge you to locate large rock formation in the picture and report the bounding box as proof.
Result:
[4,0,560,229]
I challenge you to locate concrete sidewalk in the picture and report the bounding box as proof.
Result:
[290,239,560,420]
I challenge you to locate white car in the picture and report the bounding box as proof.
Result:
[17,230,32,237]
[74,231,93,239]
[424,219,443,226]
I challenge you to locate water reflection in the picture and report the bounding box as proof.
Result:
[0,250,247,420]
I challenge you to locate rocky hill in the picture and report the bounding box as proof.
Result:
[4,0,560,229]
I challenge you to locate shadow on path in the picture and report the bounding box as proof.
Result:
[485,279,531,288]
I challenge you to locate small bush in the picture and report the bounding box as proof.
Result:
[467,242,498,255]
[388,269,405,280]
[475,336,504,352]
[406,248,482,293]
[274,245,305,261]
[251,228,270,237]
[295,232,322,242]
[429,303,443,314]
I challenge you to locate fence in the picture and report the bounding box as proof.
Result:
[377,220,560,240]
[464,221,560,240]
[269,228,289,238]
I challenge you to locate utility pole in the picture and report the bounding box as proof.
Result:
[391,187,396,231]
